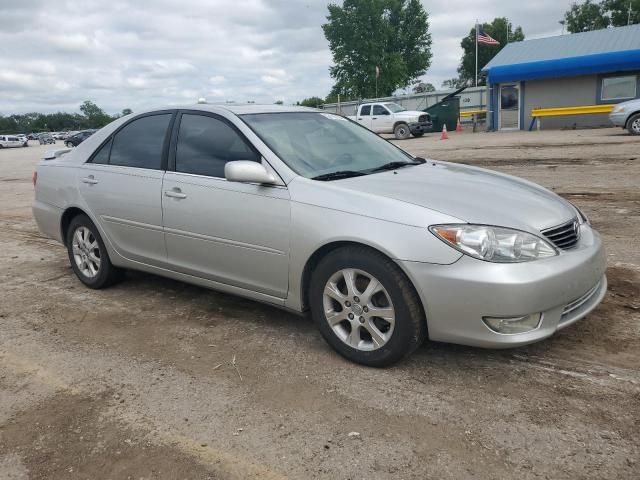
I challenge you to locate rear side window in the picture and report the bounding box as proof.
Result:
[91,138,112,164]
[110,114,171,169]
[175,114,259,178]
[360,105,371,116]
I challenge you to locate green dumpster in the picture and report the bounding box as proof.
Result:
[423,95,460,133]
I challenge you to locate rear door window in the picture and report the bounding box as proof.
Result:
[360,105,371,116]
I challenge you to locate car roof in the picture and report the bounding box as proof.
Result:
[136,103,321,116]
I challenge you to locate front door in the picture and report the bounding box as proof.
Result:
[78,112,173,266]
[371,104,393,133]
[161,112,290,298]
[499,83,520,130]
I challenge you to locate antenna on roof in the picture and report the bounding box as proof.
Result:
[197,97,207,104]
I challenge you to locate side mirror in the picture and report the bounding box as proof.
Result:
[225,161,277,185]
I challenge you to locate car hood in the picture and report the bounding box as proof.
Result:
[395,110,426,120]
[336,161,576,232]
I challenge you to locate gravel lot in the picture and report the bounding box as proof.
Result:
[1,129,639,479]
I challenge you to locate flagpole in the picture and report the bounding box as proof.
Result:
[475,20,478,87]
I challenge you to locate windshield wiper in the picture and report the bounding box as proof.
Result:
[311,170,368,181]
[369,161,420,173]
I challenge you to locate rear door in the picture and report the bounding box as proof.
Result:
[161,111,290,298]
[356,105,372,129]
[78,111,174,266]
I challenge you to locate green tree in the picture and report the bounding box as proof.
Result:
[274,100,284,105]
[298,96,326,108]
[323,0,432,99]
[79,100,112,128]
[563,0,639,32]
[121,108,133,116]
[412,82,435,93]
[441,78,467,89]
[457,18,524,86]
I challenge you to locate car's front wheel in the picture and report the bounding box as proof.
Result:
[628,113,640,135]
[65,141,73,148]
[309,246,427,367]
[66,214,123,289]
[393,123,411,140]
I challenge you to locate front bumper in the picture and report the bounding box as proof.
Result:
[408,121,433,135]
[400,224,607,348]
[609,112,628,128]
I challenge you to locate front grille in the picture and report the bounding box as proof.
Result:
[561,280,602,319]
[418,114,430,123]
[542,218,580,250]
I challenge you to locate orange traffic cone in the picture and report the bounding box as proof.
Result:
[440,124,449,140]
[456,118,463,132]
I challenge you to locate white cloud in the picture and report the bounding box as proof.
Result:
[0,0,576,114]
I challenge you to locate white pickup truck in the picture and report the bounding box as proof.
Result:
[348,102,432,139]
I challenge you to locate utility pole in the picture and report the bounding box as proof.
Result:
[629,1,633,25]
[475,20,478,87]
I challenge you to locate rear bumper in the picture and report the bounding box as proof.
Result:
[400,224,607,348]
[408,121,433,134]
[609,112,628,128]
[33,200,63,243]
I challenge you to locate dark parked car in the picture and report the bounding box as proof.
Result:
[65,130,96,147]
[38,133,56,145]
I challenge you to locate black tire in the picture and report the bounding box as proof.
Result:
[309,246,427,367]
[393,123,410,140]
[627,113,640,136]
[65,141,73,148]
[412,132,424,138]
[66,214,123,289]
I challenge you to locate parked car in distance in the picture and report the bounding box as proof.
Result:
[65,129,96,147]
[0,135,27,148]
[27,133,39,140]
[32,104,606,367]
[609,98,640,135]
[348,102,432,140]
[16,134,29,146]
[38,133,56,145]
[53,132,68,140]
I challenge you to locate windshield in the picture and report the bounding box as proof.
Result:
[241,112,414,178]
[385,103,406,113]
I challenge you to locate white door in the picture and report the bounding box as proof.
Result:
[371,104,393,133]
[356,105,372,129]
[499,83,520,130]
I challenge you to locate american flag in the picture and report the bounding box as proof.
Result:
[477,27,500,46]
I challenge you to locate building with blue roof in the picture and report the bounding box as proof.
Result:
[482,24,640,130]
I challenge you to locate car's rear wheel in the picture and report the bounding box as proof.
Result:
[66,214,123,289]
[65,141,73,147]
[628,113,640,135]
[393,123,410,140]
[309,246,427,367]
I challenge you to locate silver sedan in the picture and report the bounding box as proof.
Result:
[32,104,607,366]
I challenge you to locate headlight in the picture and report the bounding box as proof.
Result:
[613,105,625,113]
[430,224,557,263]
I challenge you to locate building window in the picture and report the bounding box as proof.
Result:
[601,75,637,101]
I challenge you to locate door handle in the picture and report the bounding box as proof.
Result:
[165,188,187,199]
[81,175,99,185]
[358,117,363,120]
[372,117,377,120]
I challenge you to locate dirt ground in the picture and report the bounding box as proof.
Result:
[1,128,639,480]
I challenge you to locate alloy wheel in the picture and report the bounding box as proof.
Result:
[71,226,101,278]
[632,118,640,134]
[322,268,395,351]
